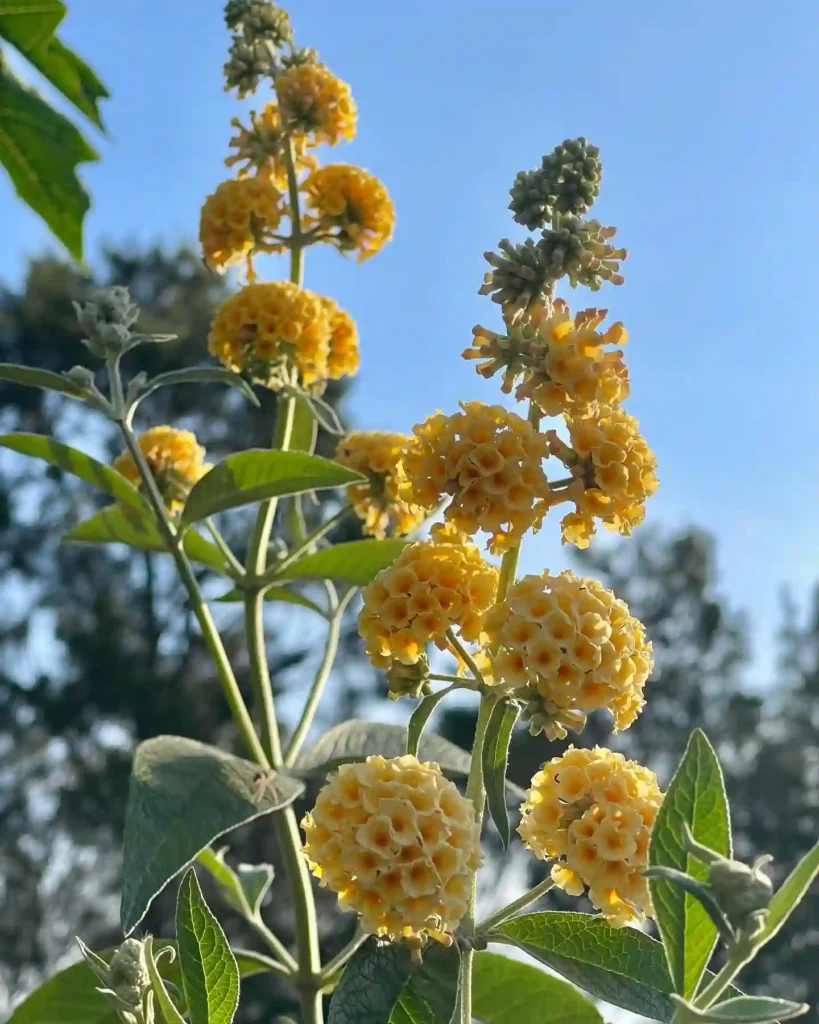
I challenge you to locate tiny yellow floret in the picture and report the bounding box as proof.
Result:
[276,62,357,146]
[404,401,552,554]
[226,103,316,187]
[335,431,423,539]
[302,164,395,261]
[482,571,652,739]
[302,755,482,947]
[199,178,283,276]
[113,426,209,512]
[519,746,663,927]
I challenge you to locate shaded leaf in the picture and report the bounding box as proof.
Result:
[757,836,819,946]
[472,951,603,1024]
[287,394,318,453]
[0,363,88,400]
[197,847,274,918]
[182,449,362,524]
[649,728,731,999]
[133,367,259,411]
[17,37,108,129]
[684,995,809,1022]
[216,583,324,615]
[63,504,228,574]
[121,735,304,934]
[275,538,408,586]
[406,690,451,758]
[176,869,239,1024]
[0,432,144,509]
[0,61,96,259]
[482,700,519,848]
[0,0,65,52]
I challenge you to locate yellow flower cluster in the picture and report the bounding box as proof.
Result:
[335,431,423,539]
[323,297,360,380]
[113,426,210,512]
[482,571,652,740]
[302,755,482,946]
[276,62,357,146]
[358,526,498,669]
[207,281,357,388]
[199,177,283,275]
[302,164,395,261]
[464,300,629,418]
[550,406,659,548]
[404,401,552,554]
[519,746,662,927]
[225,104,316,187]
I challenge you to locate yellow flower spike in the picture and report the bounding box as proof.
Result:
[404,401,552,554]
[335,431,423,539]
[199,178,284,276]
[519,746,663,927]
[482,570,652,739]
[548,406,658,548]
[358,527,498,685]
[207,281,357,390]
[276,62,357,146]
[302,164,395,261]
[113,426,210,512]
[301,755,482,946]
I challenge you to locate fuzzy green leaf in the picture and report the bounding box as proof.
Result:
[0,61,96,259]
[327,938,459,1024]
[121,735,303,935]
[63,504,229,574]
[406,690,451,758]
[0,363,88,400]
[472,951,603,1024]
[133,367,259,411]
[197,847,274,918]
[757,836,819,946]
[482,700,519,848]
[275,538,408,585]
[176,869,239,1024]
[685,995,808,1022]
[649,728,731,999]
[181,449,361,524]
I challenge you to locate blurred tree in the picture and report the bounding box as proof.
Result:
[0,248,361,1019]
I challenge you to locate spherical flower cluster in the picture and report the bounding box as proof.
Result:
[466,300,629,418]
[358,526,498,675]
[113,426,210,512]
[276,61,357,146]
[302,164,395,261]
[549,407,658,548]
[302,755,482,946]
[519,746,663,927]
[225,104,316,187]
[404,401,552,554]
[335,431,423,539]
[199,178,283,275]
[207,281,357,388]
[322,296,360,380]
[482,571,652,740]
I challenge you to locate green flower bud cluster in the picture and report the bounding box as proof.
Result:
[537,216,626,292]
[73,287,175,359]
[386,655,431,700]
[224,0,292,47]
[509,137,602,230]
[222,1,293,96]
[223,36,276,97]
[479,238,555,322]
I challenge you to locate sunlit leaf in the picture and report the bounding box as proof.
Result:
[275,538,408,586]
[472,951,603,1024]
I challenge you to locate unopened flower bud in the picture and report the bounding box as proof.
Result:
[73,287,141,358]
[707,855,773,933]
[386,655,432,700]
[509,138,603,229]
[64,366,97,390]
[224,36,274,97]
[224,0,292,48]
[108,937,150,1008]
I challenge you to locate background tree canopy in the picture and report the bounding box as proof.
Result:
[0,248,816,1019]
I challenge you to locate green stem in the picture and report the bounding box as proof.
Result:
[247,915,298,973]
[284,587,356,767]
[244,591,283,765]
[205,518,245,577]
[259,505,352,588]
[476,876,555,934]
[460,696,495,1024]
[692,937,757,1009]
[428,673,479,686]
[106,358,268,767]
[319,929,368,983]
[496,545,520,604]
[445,627,485,684]
[236,948,294,982]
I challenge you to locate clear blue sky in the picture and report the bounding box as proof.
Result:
[2,0,818,682]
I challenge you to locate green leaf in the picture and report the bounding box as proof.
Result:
[482,700,519,848]
[145,936,187,1024]
[0,0,65,52]
[216,583,324,615]
[120,734,304,934]
[5,941,270,1024]
[63,504,229,575]
[176,869,240,1024]
[0,363,87,400]
[17,37,108,129]
[133,367,259,412]
[197,847,274,918]
[406,690,451,758]
[328,938,459,1024]
[275,538,408,586]
[493,911,676,1021]
[0,433,144,509]
[757,836,819,946]
[472,951,603,1024]
[294,719,472,777]
[0,61,96,260]
[649,728,731,999]
[181,449,362,524]
[683,995,809,1023]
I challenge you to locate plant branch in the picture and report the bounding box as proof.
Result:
[246,914,298,973]
[445,627,485,684]
[692,936,758,1009]
[205,517,245,577]
[477,876,555,934]
[259,505,352,587]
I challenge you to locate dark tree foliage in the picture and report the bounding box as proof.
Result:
[0,249,360,1019]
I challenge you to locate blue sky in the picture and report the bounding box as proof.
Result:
[2,0,818,682]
